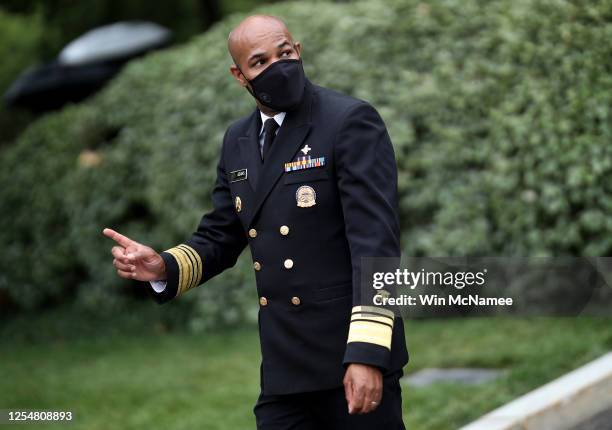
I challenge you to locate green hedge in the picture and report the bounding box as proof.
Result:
[1,0,611,325]
[0,9,45,92]
[0,9,44,145]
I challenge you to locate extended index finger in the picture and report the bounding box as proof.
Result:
[103,228,135,248]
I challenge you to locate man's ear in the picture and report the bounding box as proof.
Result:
[294,41,302,58]
[229,64,248,87]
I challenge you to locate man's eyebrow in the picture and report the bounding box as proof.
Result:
[246,41,292,63]
[248,51,266,62]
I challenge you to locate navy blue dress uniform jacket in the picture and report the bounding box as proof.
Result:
[148,78,409,395]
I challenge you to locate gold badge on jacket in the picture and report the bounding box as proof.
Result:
[296,185,316,207]
[235,196,242,212]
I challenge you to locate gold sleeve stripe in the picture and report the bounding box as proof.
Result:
[350,314,394,328]
[347,305,395,350]
[351,318,393,330]
[177,247,197,293]
[177,245,197,290]
[351,311,394,322]
[177,244,202,287]
[351,305,395,319]
[176,247,195,294]
[164,244,203,296]
[165,248,192,296]
[164,248,185,295]
[347,320,393,350]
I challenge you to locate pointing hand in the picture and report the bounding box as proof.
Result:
[102,228,166,281]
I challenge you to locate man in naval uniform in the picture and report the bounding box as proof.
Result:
[103,14,408,429]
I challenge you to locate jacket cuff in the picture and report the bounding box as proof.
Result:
[147,244,202,304]
[343,305,395,371]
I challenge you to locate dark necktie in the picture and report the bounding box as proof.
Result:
[262,118,279,162]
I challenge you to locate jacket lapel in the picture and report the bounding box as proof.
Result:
[237,110,262,192]
[246,79,314,227]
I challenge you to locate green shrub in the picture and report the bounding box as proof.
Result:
[0,8,44,145]
[0,9,44,93]
[1,0,611,326]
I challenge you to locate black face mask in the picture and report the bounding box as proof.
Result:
[237,58,306,112]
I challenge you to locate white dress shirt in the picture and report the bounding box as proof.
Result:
[149,110,286,293]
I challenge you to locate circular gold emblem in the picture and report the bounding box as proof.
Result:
[235,196,242,212]
[295,185,316,208]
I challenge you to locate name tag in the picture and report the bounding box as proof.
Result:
[229,168,248,183]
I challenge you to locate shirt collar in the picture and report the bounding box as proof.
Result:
[259,111,286,137]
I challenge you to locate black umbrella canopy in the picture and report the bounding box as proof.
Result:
[58,21,171,66]
[4,21,172,112]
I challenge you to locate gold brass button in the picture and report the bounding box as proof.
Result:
[253,261,262,271]
[376,289,391,300]
[249,228,257,238]
[280,225,289,236]
[291,296,301,306]
[284,259,294,269]
[259,297,268,306]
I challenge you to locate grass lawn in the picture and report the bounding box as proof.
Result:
[1,306,611,429]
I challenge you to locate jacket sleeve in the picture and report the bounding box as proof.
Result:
[334,101,401,372]
[148,130,248,304]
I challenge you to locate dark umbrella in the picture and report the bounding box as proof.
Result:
[4,21,172,112]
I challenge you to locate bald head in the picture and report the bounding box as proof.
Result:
[228,15,290,63]
[228,14,302,84]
